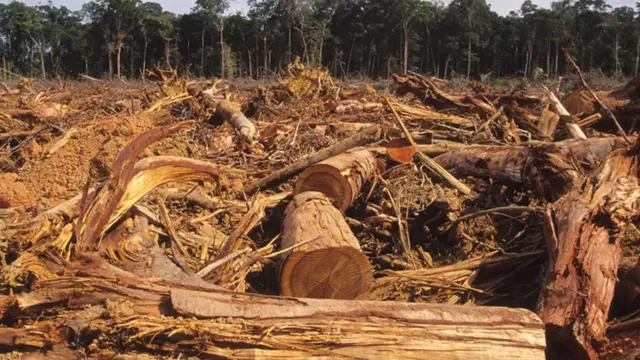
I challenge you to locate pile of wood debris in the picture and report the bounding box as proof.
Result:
[1,58,640,360]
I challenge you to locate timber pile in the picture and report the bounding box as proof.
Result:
[2,64,640,360]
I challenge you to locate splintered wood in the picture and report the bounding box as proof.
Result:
[280,192,373,299]
[8,67,640,360]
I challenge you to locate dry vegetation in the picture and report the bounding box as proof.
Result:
[1,58,640,359]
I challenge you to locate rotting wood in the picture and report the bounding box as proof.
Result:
[244,125,382,195]
[212,100,257,142]
[539,139,640,359]
[294,148,380,211]
[280,191,373,299]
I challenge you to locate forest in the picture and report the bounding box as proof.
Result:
[0,0,637,81]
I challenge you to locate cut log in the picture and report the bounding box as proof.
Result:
[539,140,640,359]
[244,125,381,195]
[6,269,546,360]
[280,191,373,299]
[294,148,379,211]
[212,100,257,142]
[434,137,633,201]
[171,288,546,360]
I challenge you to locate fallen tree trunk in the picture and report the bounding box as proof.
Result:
[433,137,633,201]
[5,266,546,360]
[294,148,379,211]
[539,140,640,359]
[212,100,257,142]
[280,192,373,299]
[244,125,382,195]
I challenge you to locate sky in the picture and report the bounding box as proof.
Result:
[0,0,636,16]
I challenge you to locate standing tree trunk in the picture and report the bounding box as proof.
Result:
[165,40,171,68]
[615,32,620,80]
[219,17,225,78]
[467,38,472,79]
[108,48,113,80]
[555,39,560,76]
[248,50,253,78]
[142,34,148,83]
[346,36,355,76]
[546,39,551,75]
[280,191,373,300]
[201,28,206,76]
[116,33,125,79]
[403,24,409,74]
[635,34,640,76]
[263,29,268,74]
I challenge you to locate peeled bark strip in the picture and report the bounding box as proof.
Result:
[212,100,257,142]
[280,192,373,299]
[294,148,378,211]
[434,137,633,201]
[539,142,640,359]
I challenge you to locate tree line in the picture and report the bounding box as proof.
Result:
[0,0,638,81]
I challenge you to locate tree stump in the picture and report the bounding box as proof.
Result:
[280,191,373,299]
[294,148,379,212]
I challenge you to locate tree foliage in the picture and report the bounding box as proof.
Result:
[0,0,639,80]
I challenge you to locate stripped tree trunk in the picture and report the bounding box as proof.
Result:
[280,192,373,299]
[294,148,379,212]
[539,141,640,359]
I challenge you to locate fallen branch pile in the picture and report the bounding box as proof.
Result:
[2,65,640,359]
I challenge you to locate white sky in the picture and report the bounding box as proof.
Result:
[0,0,636,16]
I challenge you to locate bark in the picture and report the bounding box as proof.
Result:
[280,192,373,299]
[244,125,382,195]
[294,148,379,212]
[6,267,546,360]
[434,137,633,202]
[211,100,257,142]
[539,141,640,359]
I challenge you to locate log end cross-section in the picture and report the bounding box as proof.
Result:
[294,148,378,212]
[281,191,373,299]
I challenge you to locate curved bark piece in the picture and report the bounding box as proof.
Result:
[280,192,373,299]
[434,137,632,201]
[78,121,194,249]
[294,148,379,211]
[540,141,640,359]
[212,100,257,142]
